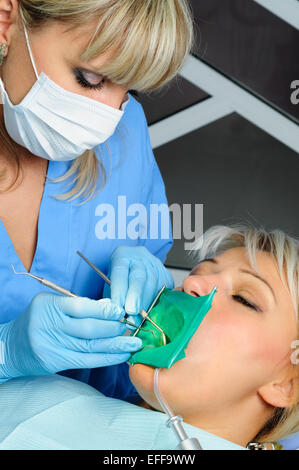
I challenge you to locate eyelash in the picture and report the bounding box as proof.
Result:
[233,295,259,312]
[198,260,262,312]
[74,69,106,91]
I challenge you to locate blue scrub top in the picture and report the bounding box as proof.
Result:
[0,95,173,401]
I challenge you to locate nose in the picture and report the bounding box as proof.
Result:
[183,274,217,297]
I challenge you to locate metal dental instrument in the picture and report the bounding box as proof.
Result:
[11,264,147,332]
[139,309,166,347]
[77,251,166,345]
[76,251,111,286]
[11,264,79,298]
[133,286,167,346]
[75,251,160,337]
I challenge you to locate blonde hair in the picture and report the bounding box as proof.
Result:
[190,224,299,444]
[0,0,194,202]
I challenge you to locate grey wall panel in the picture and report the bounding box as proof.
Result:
[154,113,299,269]
[190,0,299,122]
[137,76,209,125]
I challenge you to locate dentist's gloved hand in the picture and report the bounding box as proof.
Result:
[0,293,142,383]
[103,246,174,317]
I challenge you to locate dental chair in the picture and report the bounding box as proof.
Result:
[279,433,299,450]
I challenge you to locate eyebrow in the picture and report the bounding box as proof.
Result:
[239,269,277,304]
[203,258,217,264]
[201,258,277,304]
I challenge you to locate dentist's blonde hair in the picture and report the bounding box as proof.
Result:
[0,0,194,202]
[191,224,299,445]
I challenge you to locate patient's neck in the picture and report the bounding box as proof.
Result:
[134,385,274,447]
[136,393,274,447]
[182,393,274,447]
[136,399,157,412]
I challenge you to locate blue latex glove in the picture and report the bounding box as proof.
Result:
[103,246,174,316]
[0,293,142,383]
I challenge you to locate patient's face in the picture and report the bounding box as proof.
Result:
[129,247,297,423]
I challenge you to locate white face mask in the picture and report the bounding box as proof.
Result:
[0,23,128,161]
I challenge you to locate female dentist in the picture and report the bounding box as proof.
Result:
[0,0,193,400]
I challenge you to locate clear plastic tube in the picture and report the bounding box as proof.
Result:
[153,368,202,450]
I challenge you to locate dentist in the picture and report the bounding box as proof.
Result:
[0,0,193,399]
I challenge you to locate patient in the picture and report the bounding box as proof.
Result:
[0,224,298,450]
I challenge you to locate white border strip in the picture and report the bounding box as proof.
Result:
[149,97,232,149]
[254,0,299,30]
[179,55,299,154]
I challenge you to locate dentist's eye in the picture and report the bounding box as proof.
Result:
[73,68,106,91]
[233,295,260,312]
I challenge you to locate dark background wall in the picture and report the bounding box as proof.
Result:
[136,0,299,269]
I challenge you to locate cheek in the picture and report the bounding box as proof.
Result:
[185,307,291,382]
[153,313,273,412]
[185,310,250,365]
[129,305,293,414]
[247,320,293,371]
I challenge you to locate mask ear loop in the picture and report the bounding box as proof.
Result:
[23,22,39,80]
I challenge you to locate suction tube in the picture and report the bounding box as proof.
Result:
[153,368,202,450]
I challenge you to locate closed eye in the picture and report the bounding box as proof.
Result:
[73,68,106,91]
[233,295,260,312]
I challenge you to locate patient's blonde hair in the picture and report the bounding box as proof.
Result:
[190,224,299,445]
[0,0,194,202]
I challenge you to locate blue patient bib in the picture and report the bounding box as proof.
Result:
[0,375,245,450]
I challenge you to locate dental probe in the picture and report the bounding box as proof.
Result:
[10,265,142,331]
[76,251,163,340]
[11,264,79,297]
[76,251,111,286]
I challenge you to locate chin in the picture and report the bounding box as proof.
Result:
[129,363,157,405]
